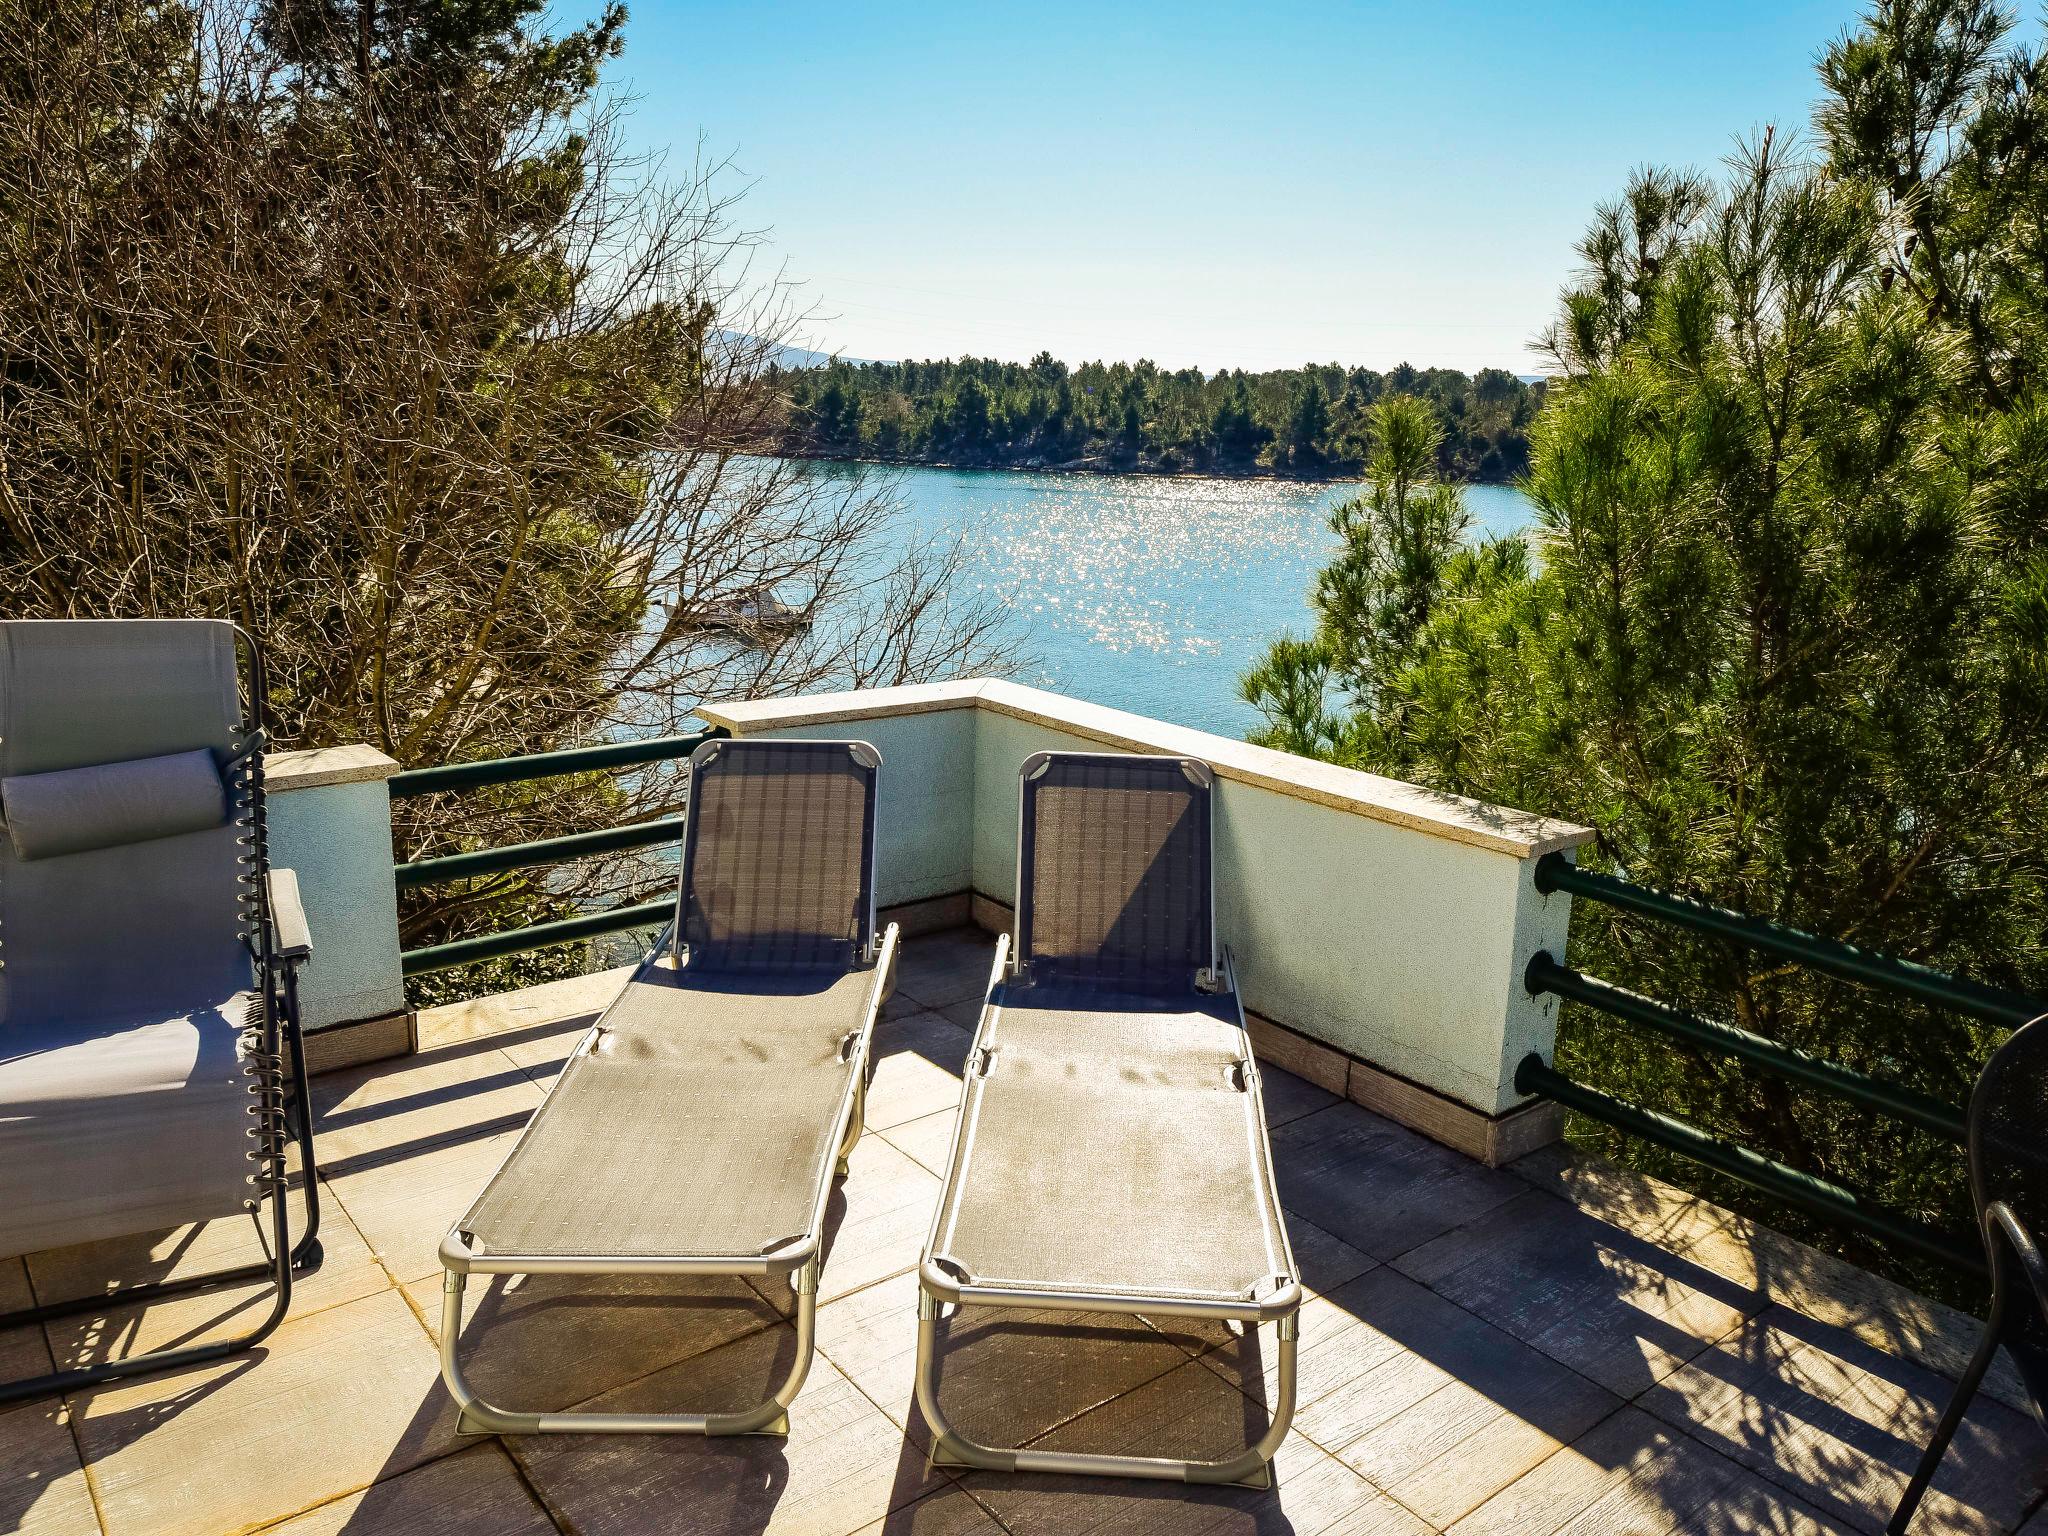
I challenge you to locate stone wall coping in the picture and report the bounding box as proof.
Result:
[266,744,402,793]
[698,678,1593,860]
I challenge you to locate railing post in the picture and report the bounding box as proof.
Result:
[264,745,412,1071]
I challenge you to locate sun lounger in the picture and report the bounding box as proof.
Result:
[437,737,898,1436]
[916,751,1300,1487]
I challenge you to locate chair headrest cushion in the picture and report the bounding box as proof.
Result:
[3,748,230,860]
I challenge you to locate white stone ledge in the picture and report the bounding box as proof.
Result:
[699,679,981,731]
[699,678,1592,860]
[266,744,401,793]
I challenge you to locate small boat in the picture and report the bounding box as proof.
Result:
[680,587,812,642]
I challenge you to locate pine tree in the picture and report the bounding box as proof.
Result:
[1281,378,1330,472]
[1245,0,2048,1295]
[1243,393,1480,764]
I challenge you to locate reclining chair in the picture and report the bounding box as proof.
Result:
[438,737,898,1436]
[0,618,322,1403]
[917,751,1301,1487]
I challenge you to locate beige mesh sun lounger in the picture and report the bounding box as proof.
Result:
[438,738,899,1437]
[917,751,1301,1488]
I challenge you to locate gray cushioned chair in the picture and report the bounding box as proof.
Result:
[437,737,898,1437]
[916,751,1301,1488]
[0,619,322,1404]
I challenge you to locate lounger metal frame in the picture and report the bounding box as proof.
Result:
[438,737,896,1437]
[0,624,324,1406]
[915,752,1301,1488]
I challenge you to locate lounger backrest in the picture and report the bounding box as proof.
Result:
[678,738,880,971]
[0,620,255,1028]
[1015,751,1215,993]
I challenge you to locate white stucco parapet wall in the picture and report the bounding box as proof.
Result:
[265,744,408,1033]
[698,679,1595,1118]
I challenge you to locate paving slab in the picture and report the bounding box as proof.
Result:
[865,1011,973,1132]
[249,1443,557,1536]
[1449,1404,1857,1535]
[416,967,627,1055]
[1270,1102,1525,1261]
[1166,1218,1377,1362]
[1638,1304,2048,1534]
[513,1329,947,1536]
[1,1257,57,1388]
[1514,1144,2039,1415]
[1196,1282,1405,1428]
[494,1017,604,1092]
[1197,1267,1616,1524]
[23,1183,322,1310]
[10,948,2034,1536]
[751,1136,942,1316]
[1286,1218,1378,1300]
[0,1396,99,1536]
[815,1268,1213,1453]
[881,989,928,1022]
[1395,1187,1763,1397]
[846,1482,1010,1536]
[326,1128,522,1286]
[311,1037,543,1174]
[41,1194,387,1374]
[408,1269,780,1418]
[957,1362,1435,1536]
[1258,1064,1343,1130]
[68,1286,459,1536]
[937,997,985,1032]
[894,932,998,1011]
[878,1109,958,1178]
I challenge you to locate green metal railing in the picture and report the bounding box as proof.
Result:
[399,899,673,976]
[389,732,717,799]
[1523,954,1969,1142]
[394,727,724,976]
[1532,857,2041,1029]
[1519,851,2044,1276]
[394,817,684,890]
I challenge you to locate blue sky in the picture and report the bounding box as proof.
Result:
[570,0,1865,373]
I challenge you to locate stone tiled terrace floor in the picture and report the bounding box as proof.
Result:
[5,927,2046,1536]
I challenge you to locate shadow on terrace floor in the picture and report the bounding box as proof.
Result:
[2,927,2043,1536]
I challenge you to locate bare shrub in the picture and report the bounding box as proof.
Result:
[0,1,1013,964]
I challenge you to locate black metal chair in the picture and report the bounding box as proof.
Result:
[1887,1013,2048,1534]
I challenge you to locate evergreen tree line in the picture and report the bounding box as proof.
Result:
[1245,0,2048,1303]
[775,354,1543,482]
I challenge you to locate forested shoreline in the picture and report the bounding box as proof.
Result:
[774,354,1545,482]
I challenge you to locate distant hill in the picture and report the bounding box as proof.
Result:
[721,333,887,371]
[759,340,844,370]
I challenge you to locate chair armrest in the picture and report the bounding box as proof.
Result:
[1986,1202,2048,1327]
[267,868,313,963]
